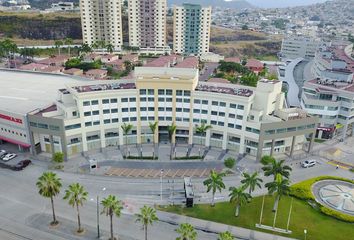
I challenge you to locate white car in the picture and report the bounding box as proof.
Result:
[301,159,316,168]
[2,153,17,162]
[0,150,6,159]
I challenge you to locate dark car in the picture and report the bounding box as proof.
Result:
[13,160,32,171]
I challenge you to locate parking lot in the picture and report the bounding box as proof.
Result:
[0,142,31,165]
[105,167,222,178]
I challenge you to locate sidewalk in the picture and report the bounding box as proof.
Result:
[157,211,297,240]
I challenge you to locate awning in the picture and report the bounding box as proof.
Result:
[0,135,31,148]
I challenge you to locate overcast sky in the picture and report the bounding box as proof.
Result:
[245,0,328,8]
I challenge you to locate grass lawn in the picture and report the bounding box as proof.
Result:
[161,195,354,240]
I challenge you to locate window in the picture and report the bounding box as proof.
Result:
[92,110,99,115]
[229,113,235,118]
[37,123,48,129]
[122,117,129,122]
[130,107,137,112]
[194,99,200,104]
[83,101,90,106]
[219,112,225,117]
[166,107,172,111]
[211,111,217,115]
[219,102,226,107]
[102,99,109,104]
[176,108,182,112]
[158,116,165,121]
[91,100,98,105]
[111,108,118,113]
[121,98,128,102]
[129,97,136,102]
[148,89,154,95]
[228,123,234,128]
[230,103,237,109]
[237,115,243,120]
[201,110,208,114]
[141,116,147,121]
[158,97,164,102]
[148,97,154,102]
[122,108,128,112]
[93,121,100,125]
[110,98,117,103]
[235,125,242,130]
[287,127,296,132]
[237,105,244,110]
[218,121,224,126]
[211,120,217,125]
[130,117,137,121]
[183,98,190,103]
[166,98,172,102]
[104,119,111,124]
[65,124,81,130]
[140,89,146,95]
[103,109,110,114]
[212,101,218,106]
[176,90,183,96]
[202,100,208,105]
[158,89,165,95]
[112,118,118,123]
[176,98,182,102]
[72,111,77,117]
[29,122,37,127]
[85,122,92,127]
[183,108,189,112]
[84,112,91,116]
[184,90,191,96]
[140,107,147,111]
[166,89,172,95]
[166,117,172,121]
[193,109,200,113]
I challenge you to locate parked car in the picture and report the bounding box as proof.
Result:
[2,153,17,162]
[301,159,316,168]
[0,150,7,159]
[13,160,32,171]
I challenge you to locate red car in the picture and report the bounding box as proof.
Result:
[13,160,32,171]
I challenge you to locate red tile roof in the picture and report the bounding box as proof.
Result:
[175,56,198,69]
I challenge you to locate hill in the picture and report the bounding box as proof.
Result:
[168,0,254,9]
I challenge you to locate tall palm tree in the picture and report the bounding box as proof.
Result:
[80,43,92,55]
[262,159,292,180]
[121,123,133,159]
[91,42,99,50]
[218,231,234,240]
[36,172,62,225]
[106,43,114,54]
[168,123,177,159]
[265,173,290,212]
[203,170,226,207]
[101,195,123,240]
[64,38,73,56]
[63,183,88,233]
[229,186,251,217]
[54,40,63,56]
[195,123,212,157]
[175,223,197,240]
[149,121,158,159]
[241,172,263,195]
[135,205,159,240]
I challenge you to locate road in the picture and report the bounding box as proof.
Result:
[199,62,219,81]
[0,157,353,240]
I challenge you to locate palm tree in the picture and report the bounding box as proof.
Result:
[80,43,92,55]
[203,170,226,207]
[36,172,62,225]
[135,205,159,240]
[91,42,99,50]
[195,123,212,157]
[168,123,177,159]
[265,173,290,212]
[106,43,114,54]
[54,40,63,56]
[121,123,133,159]
[63,183,88,233]
[175,223,197,240]
[241,172,263,195]
[101,195,123,240]
[262,159,292,180]
[123,60,133,72]
[64,38,73,56]
[229,186,251,217]
[97,40,106,50]
[148,121,158,159]
[218,231,234,240]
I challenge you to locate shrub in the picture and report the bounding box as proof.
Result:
[224,157,236,169]
[126,155,158,160]
[174,156,202,160]
[320,206,354,223]
[52,152,64,163]
[349,168,354,173]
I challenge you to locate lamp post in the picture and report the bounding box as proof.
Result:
[160,169,164,202]
[95,187,106,239]
[304,229,307,240]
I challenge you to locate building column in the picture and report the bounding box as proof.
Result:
[222,131,228,150]
[81,132,88,152]
[342,123,348,140]
[239,135,245,154]
[205,130,211,147]
[308,132,315,153]
[100,129,106,152]
[256,139,264,162]
[30,131,36,156]
[49,135,55,154]
[290,136,296,157]
[270,139,275,156]
[118,125,124,147]
[60,137,68,161]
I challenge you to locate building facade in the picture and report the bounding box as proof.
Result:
[80,0,123,49]
[281,36,320,60]
[128,0,167,48]
[28,67,317,161]
[173,3,211,55]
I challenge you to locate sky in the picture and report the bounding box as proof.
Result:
[245,0,328,8]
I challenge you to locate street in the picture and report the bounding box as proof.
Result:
[0,155,353,239]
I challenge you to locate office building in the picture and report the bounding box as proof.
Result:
[128,0,167,48]
[80,0,123,49]
[173,3,211,55]
[281,36,320,60]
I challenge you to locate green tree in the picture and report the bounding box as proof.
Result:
[224,157,236,169]
[195,123,212,157]
[106,43,114,54]
[20,48,36,60]
[149,121,158,159]
[229,186,251,217]
[175,223,197,240]
[262,158,292,180]
[124,60,133,72]
[36,172,62,225]
[0,39,18,66]
[63,183,88,233]
[64,38,73,56]
[54,40,63,56]
[135,205,159,240]
[52,152,64,163]
[240,72,259,87]
[101,195,123,240]
[168,123,177,159]
[241,171,263,195]
[121,123,133,159]
[241,24,249,30]
[65,57,81,69]
[265,173,290,211]
[80,43,92,54]
[218,231,234,240]
[203,170,226,207]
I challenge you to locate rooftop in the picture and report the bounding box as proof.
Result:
[196,82,253,97]
[308,78,354,93]
[0,70,92,115]
[72,82,136,93]
[175,57,198,69]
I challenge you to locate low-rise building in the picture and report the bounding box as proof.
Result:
[85,69,108,79]
[19,63,48,71]
[37,55,70,66]
[246,59,264,74]
[63,68,83,76]
[281,36,321,60]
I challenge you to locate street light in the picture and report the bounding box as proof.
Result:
[160,169,164,202]
[95,187,106,239]
[304,229,307,240]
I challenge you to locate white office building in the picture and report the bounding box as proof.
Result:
[281,36,321,60]
[80,0,123,50]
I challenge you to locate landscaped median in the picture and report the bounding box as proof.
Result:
[160,176,354,240]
